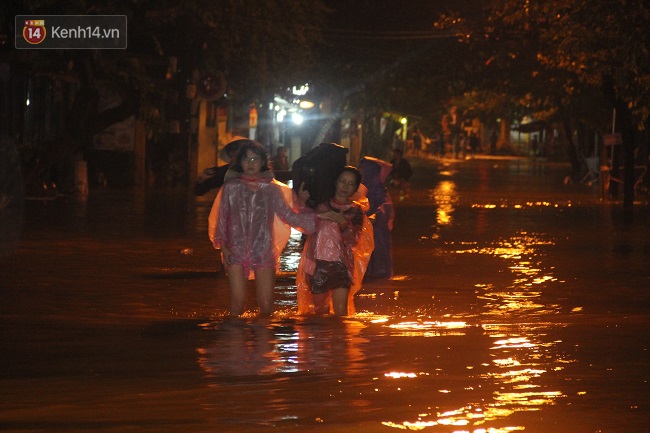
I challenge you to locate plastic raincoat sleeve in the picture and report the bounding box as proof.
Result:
[208,188,223,246]
[346,209,374,315]
[296,197,374,316]
[208,177,316,275]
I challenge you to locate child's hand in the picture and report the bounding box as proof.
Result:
[298,182,310,205]
[221,246,232,266]
[317,210,346,224]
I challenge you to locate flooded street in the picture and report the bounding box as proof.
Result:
[1,157,649,433]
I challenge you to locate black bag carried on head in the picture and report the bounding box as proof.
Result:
[291,142,348,208]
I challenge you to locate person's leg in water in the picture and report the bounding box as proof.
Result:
[215,249,223,272]
[312,292,330,314]
[254,267,275,317]
[331,287,349,316]
[227,264,247,316]
[312,289,348,315]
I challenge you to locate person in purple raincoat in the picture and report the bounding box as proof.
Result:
[360,156,395,279]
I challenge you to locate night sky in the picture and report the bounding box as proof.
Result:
[324,0,448,33]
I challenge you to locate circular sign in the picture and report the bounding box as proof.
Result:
[197,72,226,101]
[23,20,46,45]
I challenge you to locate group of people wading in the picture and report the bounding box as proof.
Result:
[202,139,397,317]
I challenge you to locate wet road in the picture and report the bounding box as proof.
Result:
[1,156,649,432]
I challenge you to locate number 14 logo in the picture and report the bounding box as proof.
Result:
[23,20,46,44]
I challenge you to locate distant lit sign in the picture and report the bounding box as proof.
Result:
[292,84,309,96]
[603,133,622,146]
[249,106,258,128]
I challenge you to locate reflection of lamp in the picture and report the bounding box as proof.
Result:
[292,113,303,125]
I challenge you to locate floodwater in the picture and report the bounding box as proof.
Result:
[1,157,649,433]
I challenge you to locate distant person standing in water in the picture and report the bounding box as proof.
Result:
[389,148,413,197]
[490,130,498,155]
[411,129,422,157]
[360,156,394,279]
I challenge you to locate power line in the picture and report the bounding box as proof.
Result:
[324,28,463,41]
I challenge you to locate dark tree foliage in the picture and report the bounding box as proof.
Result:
[1,0,326,188]
[436,0,650,213]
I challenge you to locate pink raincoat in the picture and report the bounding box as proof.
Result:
[209,173,316,276]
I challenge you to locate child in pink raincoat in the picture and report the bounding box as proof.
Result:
[296,166,374,316]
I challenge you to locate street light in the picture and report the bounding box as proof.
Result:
[299,100,315,109]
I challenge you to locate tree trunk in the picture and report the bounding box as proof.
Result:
[561,119,581,175]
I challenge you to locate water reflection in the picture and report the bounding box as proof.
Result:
[194,311,571,431]
[198,320,280,377]
[370,319,568,431]
[452,231,560,318]
[197,317,370,379]
[350,228,571,430]
[429,180,459,227]
[278,229,304,273]
[402,230,566,431]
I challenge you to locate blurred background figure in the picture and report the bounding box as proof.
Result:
[194,137,247,196]
[389,148,413,198]
[271,146,289,171]
[468,132,480,158]
[360,156,394,279]
[411,129,422,157]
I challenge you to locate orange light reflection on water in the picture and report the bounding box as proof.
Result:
[429,180,459,226]
[387,320,469,337]
[451,231,560,317]
[379,228,572,431]
[278,228,305,272]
